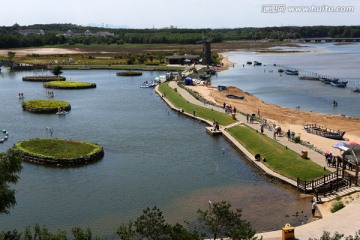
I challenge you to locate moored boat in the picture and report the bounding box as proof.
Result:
[278,69,284,73]
[284,70,299,75]
[298,75,319,81]
[351,87,360,93]
[140,81,157,88]
[246,61,252,65]
[253,61,262,66]
[303,124,345,140]
[330,81,348,88]
[319,77,339,84]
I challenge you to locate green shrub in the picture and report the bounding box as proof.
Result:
[330,200,345,213]
[294,136,301,143]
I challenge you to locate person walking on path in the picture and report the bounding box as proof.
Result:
[287,129,291,141]
[311,199,317,217]
[273,130,277,140]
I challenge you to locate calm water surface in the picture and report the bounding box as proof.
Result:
[0,69,310,235]
[213,43,360,117]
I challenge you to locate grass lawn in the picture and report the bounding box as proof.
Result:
[158,82,236,126]
[228,125,330,180]
[15,138,101,159]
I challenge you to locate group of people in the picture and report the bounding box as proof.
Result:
[212,120,220,131]
[47,91,55,97]
[246,114,257,123]
[18,92,25,99]
[223,102,236,114]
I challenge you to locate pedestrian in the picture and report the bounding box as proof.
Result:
[246,114,249,123]
[287,129,291,141]
[260,125,264,134]
[257,109,260,116]
[273,130,277,140]
[192,109,196,116]
[311,200,317,217]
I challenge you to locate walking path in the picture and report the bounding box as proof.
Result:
[156,81,360,239]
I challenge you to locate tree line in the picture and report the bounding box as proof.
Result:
[0,24,360,48]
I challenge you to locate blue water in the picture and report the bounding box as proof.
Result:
[0,69,310,236]
[213,42,360,117]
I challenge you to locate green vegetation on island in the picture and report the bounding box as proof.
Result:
[43,81,96,89]
[22,76,66,82]
[15,138,104,166]
[116,71,142,76]
[22,99,71,113]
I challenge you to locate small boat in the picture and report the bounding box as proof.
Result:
[199,74,211,80]
[351,87,360,93]
[298,75,319,81]
[206,69,216,75]
[303,124,345,140]
[56,111,67,115]
[319,77,339,84]
[226,94,244,100]
[278,69,284,73]
[330,81,348,88]
[284,70,299,75]
[253,61,262,66]
[246,61,252,65]
[140,81,157,88]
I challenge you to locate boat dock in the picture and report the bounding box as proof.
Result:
[205,127,222,136]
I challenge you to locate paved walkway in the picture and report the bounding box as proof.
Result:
[156,82,360,239]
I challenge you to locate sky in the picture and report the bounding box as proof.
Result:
[2,0,359,29]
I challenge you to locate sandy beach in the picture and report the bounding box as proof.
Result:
[187,54,360,157]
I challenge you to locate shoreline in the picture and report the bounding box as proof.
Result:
[199,53,360,154]
[156,81,360,239]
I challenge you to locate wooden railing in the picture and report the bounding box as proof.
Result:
[297,168,357,193]
[297,169,341,192]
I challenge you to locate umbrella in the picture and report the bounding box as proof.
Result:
[332,141,349,148]
[347,141,359,146]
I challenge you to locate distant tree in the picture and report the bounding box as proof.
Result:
[22,224,67,239]
[7,51,16,60]
[52,65,63,76]
[307,231,360,240]
[197,201,258,240]
[0,148,22,214]
[117,206,201,240]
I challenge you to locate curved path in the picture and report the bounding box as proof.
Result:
[157,81,360,239]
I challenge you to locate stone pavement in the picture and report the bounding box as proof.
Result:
[157,82,360,239]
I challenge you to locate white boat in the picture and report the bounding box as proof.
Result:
[56,111,67,115]
[140,81,157,88]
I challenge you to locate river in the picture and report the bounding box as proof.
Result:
[213,42,360,117]
[0,69,312,236]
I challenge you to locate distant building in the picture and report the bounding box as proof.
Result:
[95,31,115,37]
[17,29,45,36]
[84,30,93,36]
[64,30,73,37]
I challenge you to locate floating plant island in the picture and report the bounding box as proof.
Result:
[15,138,104,166]
[116,71,143,76]
[43,81,96,89]
[22,76,66,82]
[22,99,71,113]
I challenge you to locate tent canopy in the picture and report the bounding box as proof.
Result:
[343,144,360,164]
